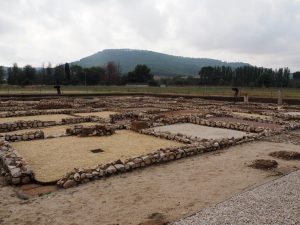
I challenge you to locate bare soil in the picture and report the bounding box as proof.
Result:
[12,130,183,182]
[1,141,299,225]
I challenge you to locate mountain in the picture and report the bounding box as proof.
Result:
[73,49,249,76]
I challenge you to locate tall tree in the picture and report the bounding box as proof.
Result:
[53,64,65,85]
[64,63,71,80]
[293,72,300,80]
[0,66,4,84]
[7,63,21,85]
[126,64,153,83]
[105,61,119,85]
[23,65,36,85]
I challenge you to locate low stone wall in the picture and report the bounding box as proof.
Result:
[66,124,116,137]
[0,139,33,184]
[0,120,57,133]
[34,100,74,109]
[0,108,107,118]
[277,113,300,121]
[0,115,105,133]
[2,130,44,142]
[189,117,267,133]
[0,106,32,112]
[61,116,104,125]
[110,112,139,123]
[153,115,270,134]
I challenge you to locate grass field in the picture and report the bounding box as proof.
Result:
[0,85,299,98]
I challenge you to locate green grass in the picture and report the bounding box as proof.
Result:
[0,85,299,99]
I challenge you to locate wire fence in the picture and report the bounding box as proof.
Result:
[0,85,299,99]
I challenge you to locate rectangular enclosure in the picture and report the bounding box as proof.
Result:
[153,123,249,139]
[12,130,183,183]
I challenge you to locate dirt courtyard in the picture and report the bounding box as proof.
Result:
[1,141,299,225]
[12,130,183,183]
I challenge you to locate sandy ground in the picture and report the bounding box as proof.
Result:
[153,123,249,139]
[1,141,299,225]
[12,130,183,182]
[74,111,116,119]
[4,122,101,136]
[0,114,75,123]
[232,112,272,120]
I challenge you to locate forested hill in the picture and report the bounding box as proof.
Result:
[73,49,249,76]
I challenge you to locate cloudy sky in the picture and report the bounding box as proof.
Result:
[1,0,300,71]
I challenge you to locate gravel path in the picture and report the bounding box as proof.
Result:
[173,171,300,225]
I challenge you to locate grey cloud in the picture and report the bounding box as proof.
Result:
[0,0,299,71]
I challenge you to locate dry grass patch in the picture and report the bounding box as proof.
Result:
[0,114,75,123]
[249,159,278,170]
[269,151,300,160]
[12,130,183,183]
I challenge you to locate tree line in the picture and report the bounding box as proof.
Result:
[0,63,156,86]
[161,66,299,88]
[0,63,299,88]
[199,66,292,87]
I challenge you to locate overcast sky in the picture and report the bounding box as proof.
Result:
[0,0,299,71]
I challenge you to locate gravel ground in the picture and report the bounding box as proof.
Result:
[172,170,300,225]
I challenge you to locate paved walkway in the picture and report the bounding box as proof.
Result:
[173,171,300,225]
